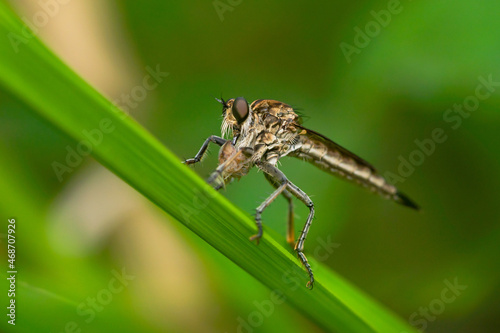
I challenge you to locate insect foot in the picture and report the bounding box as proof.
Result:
[206,170,224,190]
[249,233,262,245]
[249,208,264,245]
[296,250,315,289]
[182,158,197,165]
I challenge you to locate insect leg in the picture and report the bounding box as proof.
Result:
[251,162,288,245]
[264,173,295,247]
[285,181,315,289]
[183,135,227,165]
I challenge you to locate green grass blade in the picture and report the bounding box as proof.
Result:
[0,3,416,332]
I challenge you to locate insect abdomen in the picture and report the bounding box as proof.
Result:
[291,136,418,209]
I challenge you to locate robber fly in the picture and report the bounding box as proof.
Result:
[184,97,419,289]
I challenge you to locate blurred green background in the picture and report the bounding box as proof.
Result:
[1,0,499,332]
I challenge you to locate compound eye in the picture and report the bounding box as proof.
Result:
[231,97,249,124]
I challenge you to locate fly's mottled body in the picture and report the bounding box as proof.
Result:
[184,97,419,289]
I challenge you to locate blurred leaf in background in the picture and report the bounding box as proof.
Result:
[1,0,499,332]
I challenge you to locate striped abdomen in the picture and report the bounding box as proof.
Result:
[289,127,419,210]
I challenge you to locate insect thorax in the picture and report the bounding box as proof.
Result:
[224,100,302,167]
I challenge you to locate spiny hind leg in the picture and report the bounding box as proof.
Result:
[251,162,288,244]
[285,181,315,289]
[264,173,295,247]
